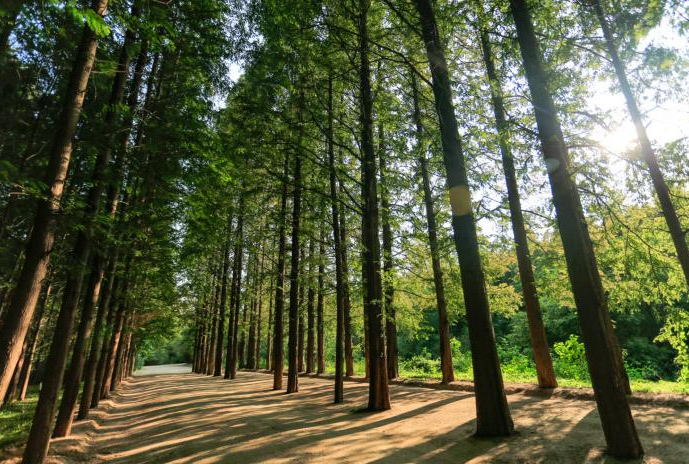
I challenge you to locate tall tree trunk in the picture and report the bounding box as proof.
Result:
[225,215,242,379]
[358,0,389,411]
[411,71,454,384]
[25,11,138,452]
[78,50,157,418]
[477,27,556,388]
[206,268,220,375]
[247,293,258,369]
[238,303,248,368]
[510,0,642,457]
[60,32,149,433]
[265,271,274,370]
[214,211,234,376]
[317,231,326,376]
[16,281,51,402]
[229,196,244,379]
[328,71,345,397]
[252,244,266,370]
[338,198,355,378]
[90,261,124,409]
[306,237,316,374]
[80,250,119,416]
[378,125,398,381]
[589,0,689,287]
[0,0,109,407]
[414,0,512,435]
[287,108,303,393]
[272,154,289,389]
[297,245,305,373]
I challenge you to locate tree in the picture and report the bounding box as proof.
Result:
[509,0,642,456]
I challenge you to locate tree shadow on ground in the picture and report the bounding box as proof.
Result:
[50,371,689,464]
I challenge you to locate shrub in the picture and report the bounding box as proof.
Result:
[553,335,590,381]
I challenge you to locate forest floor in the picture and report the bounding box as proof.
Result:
[4,365,689,463]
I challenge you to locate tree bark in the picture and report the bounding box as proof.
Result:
[414,0,512,435]
[317,232,326,376]
[24,8,136,452]
[306,237,316,374]
[477,27,556,388]
[378,125,399,381]
[272,155,289,388]
[265,271,274,370]
[206,268,220,375]
[297,244,305,373]
[510,0,642,457]
[229,196,244,379]
[55,29,148,437]
[0,0,110,408]
[214,211,234,376]
[287,105,303,393]
[358,0,390,411]
[16,281,51,402]
[328,71,345,398]
[411,71,455,384]
[339,196,354,377]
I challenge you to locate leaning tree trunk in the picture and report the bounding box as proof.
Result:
[510,0,642,457]
[328,72,345,400]
[25,10,136,455]
[414,0,513,435]
[53,22,144,438]
[358,0,390,411]
[0,0,109,408]
[589,0,689,288]
[287,109,304,394]
[378,125,399,381]
[410,71,454,384]
[477,27,556,388]
[89,262,125,409]
[15,282,51,402]
[272,154,289,389]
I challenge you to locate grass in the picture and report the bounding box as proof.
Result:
[325,358,689,394]
[0,386,39,449]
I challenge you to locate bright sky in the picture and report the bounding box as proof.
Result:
[590,17,689,175]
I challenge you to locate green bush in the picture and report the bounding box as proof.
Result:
[450,338,472,373]
[553,335,590,381]
[400,349,440,375]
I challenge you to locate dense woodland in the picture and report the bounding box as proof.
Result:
[0,0,688,462]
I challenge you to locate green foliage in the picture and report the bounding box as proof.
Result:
[553,335,590,381]
[655,309,689,382]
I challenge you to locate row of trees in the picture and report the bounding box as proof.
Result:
[182,0,687,460]
[0,0,231,462]
[1,0,687,462]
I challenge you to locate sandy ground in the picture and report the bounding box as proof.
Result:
[133,364,193,376]
[23,367,689,463]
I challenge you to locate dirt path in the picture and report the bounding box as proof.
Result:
[40,369,689,463]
